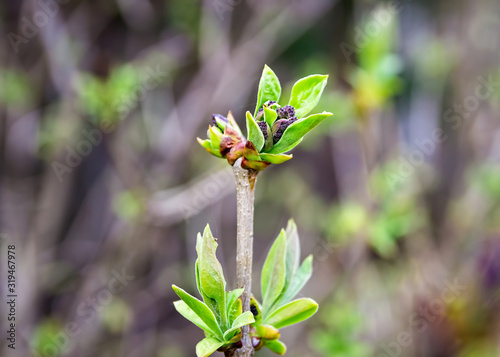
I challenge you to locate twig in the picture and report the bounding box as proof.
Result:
[232,158,257,357]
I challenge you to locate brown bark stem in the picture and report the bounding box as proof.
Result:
[232,158,257,357]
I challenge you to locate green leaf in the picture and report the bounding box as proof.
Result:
[209,126,223,151]
[226,288,244,315]
[196,337,224,357]
[255,324,280,341]
[246,111,265,152]
[226,288,243,324]
[197,138,222,158]
[261,229,287,316]
[279,255,313,306]
[254,65,281,116]
[228,296,242,323]
[268,112,332,154]
[259,153,293,164]
[265,340,287,355]
[263,106,278,127]
[223,311,255,341]
[173,300,211,333]
[265,298,318,329]
[267,138,303,155]
[195,259,202,297]
[288,74,328,118]
[195,254,215,313]
[172,285,223,339]
[284,219,300,289]
[196,225,227,326]
[197,138,212,149]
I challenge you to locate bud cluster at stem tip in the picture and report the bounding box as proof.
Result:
[197,65,333,172]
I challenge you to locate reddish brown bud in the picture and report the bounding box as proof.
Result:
[226,140,246,165]
[241,157,270,171]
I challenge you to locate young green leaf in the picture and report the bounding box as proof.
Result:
[267,137,303,155]
[261,229,287,316]
[259,153,293,164]
[265,340,287,355]
[197,138,212,149]
[265,298,318,329]
[196,256,216,314]
[209,126,223,152]
[197,225,227,326]
[172,285,223,339]
[173,300,212,333]
[196,337,224,357]
[228,296,242,323]
[226,288,244,313]
[288,74,328,118]
[255,324,280,341]
[279,255,313,307]
[197,138,223,158]
[268,112,332,154]
[226,288,244,327]
[284,219,300,289]
[254,65,281,116]
[263,106,278,127]
[223,311,255,341]
[246,111,265,151]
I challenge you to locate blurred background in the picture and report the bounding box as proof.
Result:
[1,0,500,356]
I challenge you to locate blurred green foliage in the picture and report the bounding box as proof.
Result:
[0,69,34,109]
[76,65,140,125]
[31,319,65,357]
[349,5,403,117]
[311,290,371,357]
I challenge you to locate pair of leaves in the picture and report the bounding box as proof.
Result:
[250,65,333,155]
[193,310,254,357]
[254,65,328,120]
[172,225,255,357]
[251,219,318,355]
[261,219,315,317]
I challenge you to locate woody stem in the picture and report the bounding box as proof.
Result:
[232,158,257,357]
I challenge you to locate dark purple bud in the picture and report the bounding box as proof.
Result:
[277,105,295,119]
[256,107,264,121]
[272,117,297,144]
[257,121,269,141]
[211,114,228,127]
[273,121,289,143]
